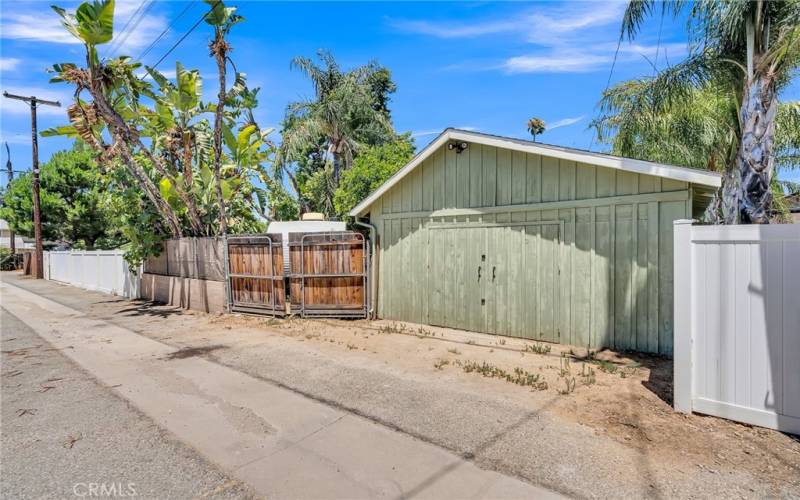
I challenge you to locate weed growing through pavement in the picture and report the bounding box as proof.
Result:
[458,360,548,390]
[525,343,552,355]
[595,359,618,374]
[581,363,596,385]
[559,353,572,377]
[434,358,450,370]
[557,376,577,395]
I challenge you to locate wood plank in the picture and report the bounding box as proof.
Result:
[496,148,512,206]
[422,160,434,211]
[526,154,541,204]
[614,205,634,350]
[658,200,686,355]
[646,202,660,353]
[457,147,470,208]
[541,156,559,202]
[573,208,592,347]
[445,148,458,208]
[559,160,576,201]
[469,143,483,208]
[511,150,527,205]
[482,146,497,207]
[433,149,446,210]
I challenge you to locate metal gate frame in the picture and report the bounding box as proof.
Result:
[294,231,368,319]
[226,235,285,316]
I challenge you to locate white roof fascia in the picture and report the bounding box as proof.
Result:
[349,129,722,217]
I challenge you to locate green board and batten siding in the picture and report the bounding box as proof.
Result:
[368,140,700,355]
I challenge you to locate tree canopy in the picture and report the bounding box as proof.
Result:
[333,134,415,218]
[0,146,125,249]
[610,0,800,223]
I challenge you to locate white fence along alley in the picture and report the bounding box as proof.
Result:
[45,250,140,298]
[673,220,800,434]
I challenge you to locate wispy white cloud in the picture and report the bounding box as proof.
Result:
[0,0,167,56]
[391,2,685,75]
[547,115,585,130]
[0,57,21,71]
[411,126,479,138]
[392,2,625,43]
[503,53,609,74]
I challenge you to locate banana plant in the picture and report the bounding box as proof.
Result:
[143,63,209,217]
[50,0,185,237]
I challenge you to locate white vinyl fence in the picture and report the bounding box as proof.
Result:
[673,220,800,434]
[45,250,140,298]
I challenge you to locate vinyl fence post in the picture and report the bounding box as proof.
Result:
[673,219,694,413]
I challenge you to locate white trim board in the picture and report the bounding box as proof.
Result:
[350,128,722,217]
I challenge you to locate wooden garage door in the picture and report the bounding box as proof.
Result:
[427,223,560,340]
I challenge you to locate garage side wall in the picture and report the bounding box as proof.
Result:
[371,142,690,355]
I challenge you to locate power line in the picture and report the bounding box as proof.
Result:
[150,0,221,71]
[107,0,153,57]
[587,33,624,152]
[136,0,197,63]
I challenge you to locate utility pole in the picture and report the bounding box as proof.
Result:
[3,92,61,279]
[4,142,14,255]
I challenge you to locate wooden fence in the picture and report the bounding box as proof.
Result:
[227,235,285,315]
[287,232,367,317]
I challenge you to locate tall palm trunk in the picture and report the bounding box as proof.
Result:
[211,27,228,235]
[733,75,777,224]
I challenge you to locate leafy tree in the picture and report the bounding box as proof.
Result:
[46,0,276,264]
[619,0,800,223]
[278,50,397,215]
[333,134,415,218]
[527,118,546,142]
[0,146,125,249]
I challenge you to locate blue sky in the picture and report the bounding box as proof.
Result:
[1,0,799,183]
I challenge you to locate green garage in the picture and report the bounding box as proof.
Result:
[350,129,721,355]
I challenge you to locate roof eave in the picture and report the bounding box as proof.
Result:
[349,128,722,217]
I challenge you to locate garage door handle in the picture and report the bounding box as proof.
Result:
[478,266,482,281]
[492,266,496,281]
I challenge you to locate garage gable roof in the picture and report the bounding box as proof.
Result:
[350,128,722,217]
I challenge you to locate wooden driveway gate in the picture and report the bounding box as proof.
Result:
[226,235,285,316]
[288,232,368,318]
[226,232,367,319]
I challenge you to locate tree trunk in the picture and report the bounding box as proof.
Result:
[86,71,188,237]
[112,130,183,237]
[211,29,229,235]
[283,166,309,214]
[732,75,777,224]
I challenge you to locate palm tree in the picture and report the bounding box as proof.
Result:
[279,50,394,213]
[527,118,546,142]
[205,0,242,235]
[592,80,800,221]
[620,0,800,223]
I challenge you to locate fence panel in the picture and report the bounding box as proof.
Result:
[226,235,285,315]
[674,221,800,434]
[45,250,140,298]
[288,232,367,318]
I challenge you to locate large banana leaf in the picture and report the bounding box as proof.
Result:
[52,0,114,46]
